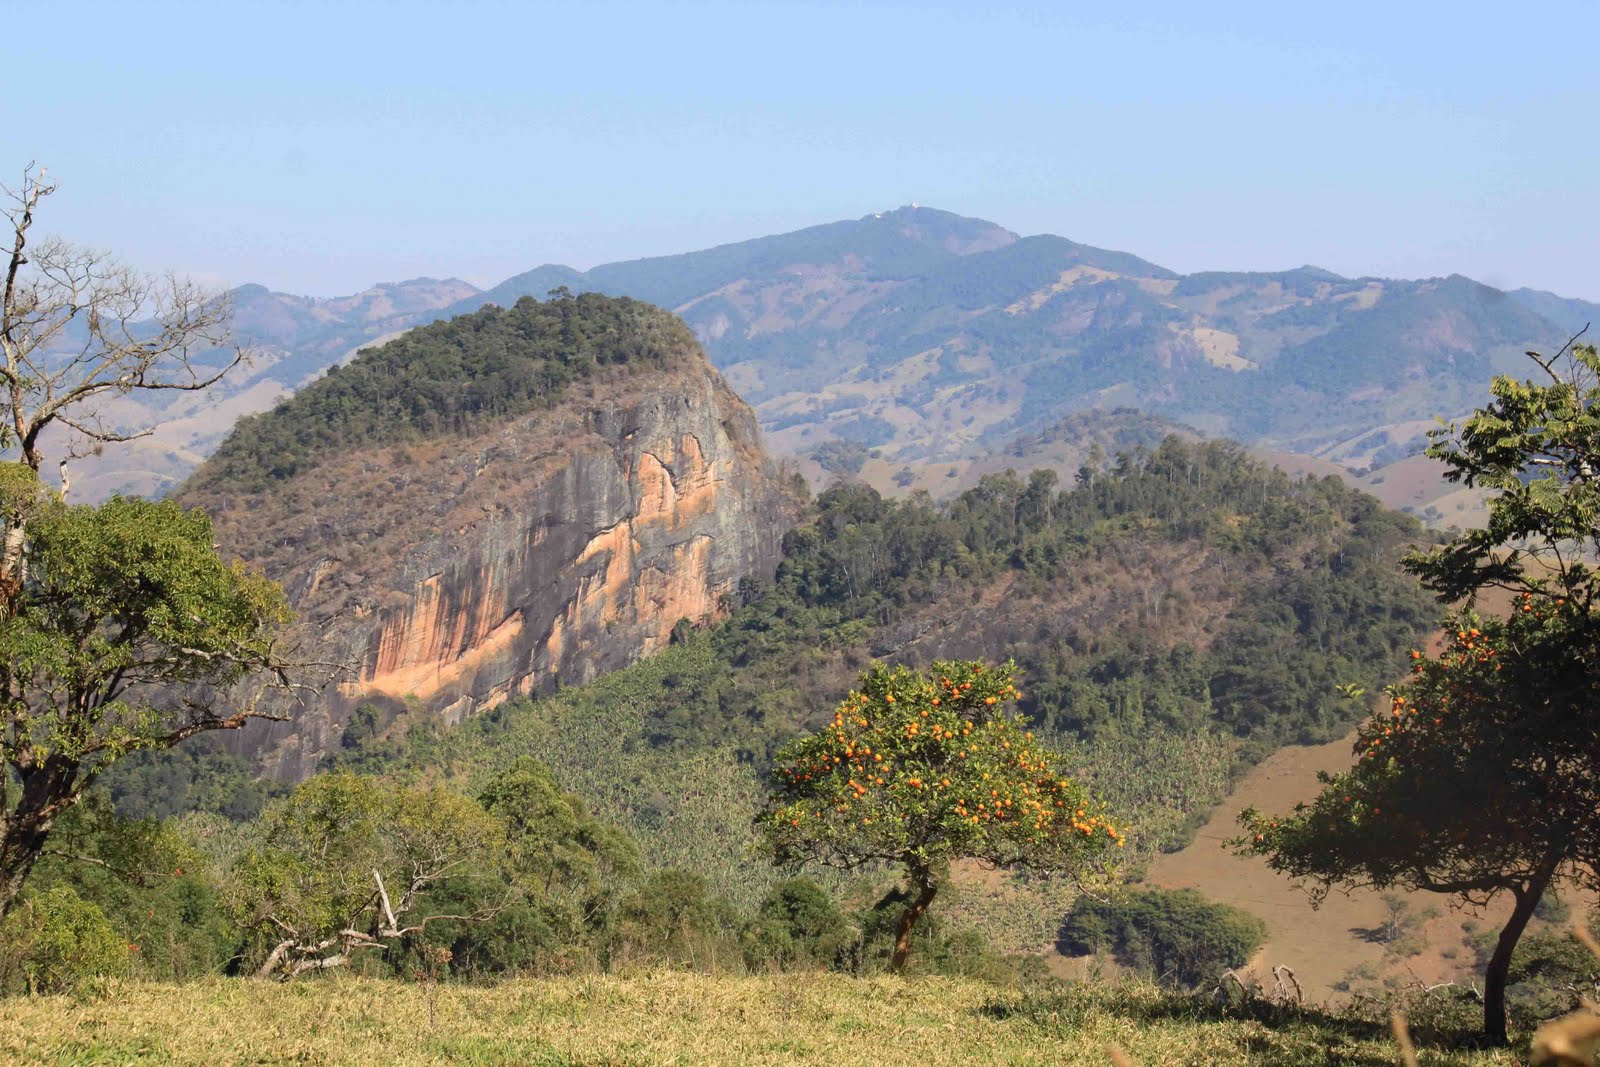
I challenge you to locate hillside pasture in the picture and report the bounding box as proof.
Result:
[0,973,1515,1066]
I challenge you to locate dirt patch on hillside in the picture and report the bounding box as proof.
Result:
[1137,734,1514,1002]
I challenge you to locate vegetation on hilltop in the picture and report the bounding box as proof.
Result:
[1061,887,1268,988]
[193,291,700,491]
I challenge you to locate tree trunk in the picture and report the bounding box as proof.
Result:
[0,759,81,920]
[889,863,938,974]
[1483,851,1562,1046]
[0,806,53,920]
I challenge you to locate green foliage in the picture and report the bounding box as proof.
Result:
[478,758,641,902]
[194,292,698,491]
[1237,606,1594,901]
[1508,913,1600,1024]
[0,885,127,993]
[0,493,294,917]
[1239,344,1600,1045]
[760,660,1120,875]
[739,877,855,972]
[232,773,505,976]
[1059,887,1267,988]
[101,737,289,822]
[0,496,291,771]
[18,796,236,982]
[716,437,1432,760]
[605,870,742,971]
[1407,342,1600,605]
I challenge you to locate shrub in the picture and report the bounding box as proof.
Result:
[0,886,127,994]
[606,870,742,972]
[740,877,854,972]
[1059,886,1267,988]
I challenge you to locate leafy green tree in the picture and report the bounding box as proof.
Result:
[1406,339,1600,609]
[1060,887,1267,988]
[233,773,504,978]
[19,794,236,981]
[477,757,640,909]
[1238,341,1600,1045]
[439,757,641,974]
[605,869,742,971]
[1239,599,1599,1044]
[0,884,126,993]
[0,491,293,918]
[758,659,1119,972]
[740,876,854,971]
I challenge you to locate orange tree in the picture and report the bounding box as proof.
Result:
[1238,604,1600,1043]
[757,659,1121,972]
[1237,342,1600,1045]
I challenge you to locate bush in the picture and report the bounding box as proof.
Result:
[1059,887,1267,988]
[606,870,742,972]
[740,878,855,972]
[0,886,127,994]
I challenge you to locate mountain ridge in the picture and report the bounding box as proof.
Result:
[61,206,1599,507]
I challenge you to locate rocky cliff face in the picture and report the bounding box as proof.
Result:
[185,358,794,780]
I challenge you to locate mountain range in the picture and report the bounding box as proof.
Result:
[65,207,1598,511]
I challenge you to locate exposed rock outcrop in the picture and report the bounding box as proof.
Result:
[183,322,795,779]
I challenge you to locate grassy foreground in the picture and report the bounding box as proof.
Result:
[0,972,1519,1066]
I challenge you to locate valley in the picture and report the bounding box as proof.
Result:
[8,211,1595,1065]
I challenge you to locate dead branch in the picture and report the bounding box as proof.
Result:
[1272,964,1303,1006]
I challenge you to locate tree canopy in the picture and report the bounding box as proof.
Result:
[759,659,1119,970]
[0,489,293,918]
[1238,340,1600,1046]
[193,291,701,492]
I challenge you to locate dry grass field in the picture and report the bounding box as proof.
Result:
[0,972,1518,1066]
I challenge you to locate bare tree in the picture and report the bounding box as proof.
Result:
[0,165,306,918]
[0,163,244,608]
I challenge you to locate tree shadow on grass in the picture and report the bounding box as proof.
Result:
[976,981,1491,1064]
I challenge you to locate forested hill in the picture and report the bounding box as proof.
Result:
[109,438,1438,904]
[188,292,701,493]
[511,435,1438,764]
[176,292,793,779]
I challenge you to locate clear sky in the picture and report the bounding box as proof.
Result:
[12,0,1600,299]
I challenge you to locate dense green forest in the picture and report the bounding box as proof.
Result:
[192,291,699,491]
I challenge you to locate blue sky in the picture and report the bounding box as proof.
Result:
[13,0,1600,299]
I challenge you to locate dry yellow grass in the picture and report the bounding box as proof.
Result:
[0,972,1519,1066]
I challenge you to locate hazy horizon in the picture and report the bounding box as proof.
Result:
[13,0,1599,301]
